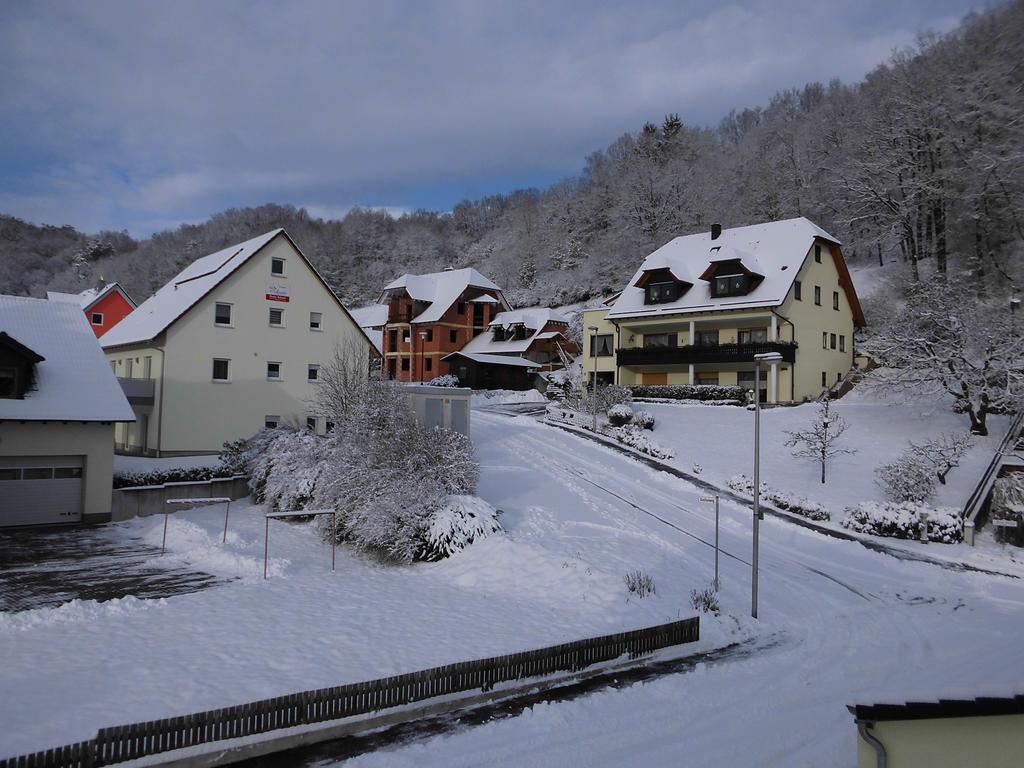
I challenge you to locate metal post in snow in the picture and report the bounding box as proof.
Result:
[700,495,721,590]
[222,499,231,544]
[263,515,270,580]
[162,512,169,554]
[752,361,761,619]
[331,511,337,571]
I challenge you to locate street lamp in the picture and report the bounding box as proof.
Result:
[751,350,783,619]
[588,325,599,432]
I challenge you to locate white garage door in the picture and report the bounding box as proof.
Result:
[0,456,83,527]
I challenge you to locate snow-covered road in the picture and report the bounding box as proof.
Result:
[332,411,1024,767]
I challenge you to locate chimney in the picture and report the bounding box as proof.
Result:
[711,223,722,240]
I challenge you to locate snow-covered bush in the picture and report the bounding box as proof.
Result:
[428,374,460,387]
[727,475,831,521]
[417,495,503,561]
[243,427,325,510]
[606,425,675,459]
[841,502,963,544]
[629,384,747,404]
[908,433,972,484]
[624,570,655,598]
[607,403,634,426]
[633,410,655,430]
[113,466,232,489]
[580,383,632,414]
[690,583,720,614]
[876,452,936,503]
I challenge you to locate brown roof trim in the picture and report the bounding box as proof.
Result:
[634,268,692,290]
[827,241,866,327]
[848,695,1024,723]
[0,331,45,363]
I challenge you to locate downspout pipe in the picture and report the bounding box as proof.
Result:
[856,721,887,768]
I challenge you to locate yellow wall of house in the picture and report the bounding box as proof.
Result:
[857,714,1024,768]
[778,243,856,400]
[582,308,618,380]
[107,345,164,451]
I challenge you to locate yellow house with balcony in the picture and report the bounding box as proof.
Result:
[583,217,866,403]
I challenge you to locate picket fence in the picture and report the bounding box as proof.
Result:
[1,616,699,768]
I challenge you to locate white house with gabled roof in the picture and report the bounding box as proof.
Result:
[101,229,376,456]
[583,217,866,402]
[0,296,134,527]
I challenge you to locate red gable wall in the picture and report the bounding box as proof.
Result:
[86,291,135,338]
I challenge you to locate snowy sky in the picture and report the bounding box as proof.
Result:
[0,0,983,237]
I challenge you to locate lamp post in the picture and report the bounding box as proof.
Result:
[700,494,721,590]
[588,325,599,432]
[751,351,783,619]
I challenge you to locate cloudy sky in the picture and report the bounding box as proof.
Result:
[1,0,982,237]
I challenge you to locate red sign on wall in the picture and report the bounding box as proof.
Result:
[266,283,290,302]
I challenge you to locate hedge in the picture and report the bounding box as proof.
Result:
[629,384,748,403]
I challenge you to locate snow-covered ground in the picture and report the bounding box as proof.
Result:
[470,388,547,408]
[3,409,1023,766]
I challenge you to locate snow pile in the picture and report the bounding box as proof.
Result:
[419,495,503,561]
[0,596,161,633]
[728,475,831,521]
[471,388,547,407]
[142,516,287,578]
[841,502,963,543]
[545,402,597,429]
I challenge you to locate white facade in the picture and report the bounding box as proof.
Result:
[103,231,374,455]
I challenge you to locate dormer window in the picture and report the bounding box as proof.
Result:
[0,332,44,400]
[646,282,679,304]
[636,267,689,305]
[513,325,528,340]
[700,256,763,298]
[712,274,750,297]
[0,367,17,398]
[492,326,506,342]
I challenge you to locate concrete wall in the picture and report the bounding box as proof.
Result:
[111,476,250,521]
[857,714,1024,768]
[108,237,371,455]
[0,420,116,523]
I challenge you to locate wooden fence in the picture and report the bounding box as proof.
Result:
[0,616,698,768]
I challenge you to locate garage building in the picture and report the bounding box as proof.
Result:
[0,296,134,527]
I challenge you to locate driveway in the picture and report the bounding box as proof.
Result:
[0,525,225,612]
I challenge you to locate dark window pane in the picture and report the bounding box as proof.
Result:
[54,467,82,479]
[213,359,229,380]
[0,468,21,481]
[271,258,284,275]
[215,303,231,324]
[24,468,54,480]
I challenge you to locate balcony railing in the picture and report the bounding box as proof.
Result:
[117,377,155,406]
[616,341,797,366]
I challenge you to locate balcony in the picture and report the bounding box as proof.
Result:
[117,377,155,406]
[616,341,797,367]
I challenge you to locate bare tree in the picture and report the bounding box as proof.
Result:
[785,398,855,483]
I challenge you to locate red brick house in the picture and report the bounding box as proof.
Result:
[378,268,512,382]
[47,282,137,338]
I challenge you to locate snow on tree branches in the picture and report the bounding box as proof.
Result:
[784,398,855,484]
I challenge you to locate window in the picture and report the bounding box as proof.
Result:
[833,291,840,311]
[696,371,719,386]
[309,312,322,331]
[124,359,133,379]
[815,244,822,263]
[643,333,675,349]
[425,357,433,372]
[837,372,843,383]
[794,280,802,301]
[271,257,285,276]
[403,331,410,343]
[212,358,230,381]
[325,421,335,434]
[215,303,232,326]
[109,360,116,374]
[457,302,466,315]
[712,274,748,298]
[389,329,398,350]
[267,362,281,380]
[738,328,768,344]
[822,332,828,350]
[306,417,317,431]
[265,415,280,429]
[24,468,53,480]
[695,330,719,347]
[269,308,284,327]
[839,335,846,353]
[591,334,614,356]
[0,468,20,481]
[401,358,410,371]
[424,328,433,342]
[0,367,17,398]
[54,467,82,479]
[143,356,152,379]
[449,329,458,344]
[646,282,679,304]
[830,333,837,350]
[91,312,104,326]
[814,285,821,305]
[307,364,320,381]
[821,371,827,387]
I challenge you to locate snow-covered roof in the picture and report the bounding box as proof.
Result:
[0,295,135,422]
[47,282,136,311]
[607,217,843,320]
[100,231,283,348]
[379,268,509,324]
[460,307,570,355]
[471,293,500,304]
[442,351,541,368]
[348,303,389,329]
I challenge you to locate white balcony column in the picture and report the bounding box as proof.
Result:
[770,362,778,404]
[770,314,778,342]
[688,320,695,345]
[688,363,695,385]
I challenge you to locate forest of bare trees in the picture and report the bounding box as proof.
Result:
[2,2,1021,310]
